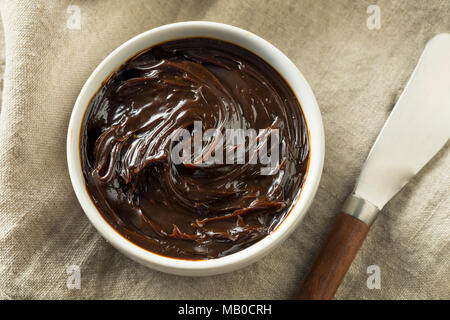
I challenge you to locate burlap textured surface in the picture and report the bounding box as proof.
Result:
[0,0,448,299]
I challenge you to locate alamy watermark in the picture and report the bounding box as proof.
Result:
[66,5,81,30]
[367,5,381,30]
[66,264,81,290]
[366,265,381,289]
[169,121,282,175]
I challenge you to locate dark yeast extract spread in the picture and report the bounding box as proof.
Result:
[81,38,310,260]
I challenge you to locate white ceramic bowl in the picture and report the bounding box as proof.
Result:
[67,21,324,276]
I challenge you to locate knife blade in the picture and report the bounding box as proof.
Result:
[354,33,450,212]
[296,34,450,300]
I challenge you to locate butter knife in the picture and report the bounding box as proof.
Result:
[296,33,450,300]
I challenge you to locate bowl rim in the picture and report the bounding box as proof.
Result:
[67,21,324,275]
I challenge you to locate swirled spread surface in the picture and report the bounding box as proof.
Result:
[81,38,309,259]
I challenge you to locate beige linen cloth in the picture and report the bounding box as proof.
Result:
[0,0,449,300]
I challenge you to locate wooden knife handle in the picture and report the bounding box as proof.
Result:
[295,212,370,300]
